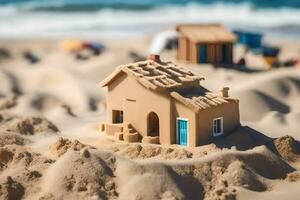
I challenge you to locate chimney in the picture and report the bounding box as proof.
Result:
[220,87,230,97]
[150,54,160,62]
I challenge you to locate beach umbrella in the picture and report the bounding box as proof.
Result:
[60,38,85,52]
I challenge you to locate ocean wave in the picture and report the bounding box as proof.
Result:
[0,2,300,38]
[2,0,300,11]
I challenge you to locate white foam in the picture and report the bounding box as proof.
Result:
[0,2,300,38]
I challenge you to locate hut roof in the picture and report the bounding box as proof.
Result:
[176,24,237,43]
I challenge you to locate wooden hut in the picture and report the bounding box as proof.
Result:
[176,24,236,65]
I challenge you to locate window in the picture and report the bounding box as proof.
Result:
[213,117,223,137]
[112,110,123,124]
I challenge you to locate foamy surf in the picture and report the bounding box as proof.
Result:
[0,2,300,38]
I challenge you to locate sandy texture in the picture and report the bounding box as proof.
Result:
[0,37,300,199]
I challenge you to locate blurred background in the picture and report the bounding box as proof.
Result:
[1,0,300,39]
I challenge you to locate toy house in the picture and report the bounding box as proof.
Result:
[99,55,240,147]
[176,24,236,65]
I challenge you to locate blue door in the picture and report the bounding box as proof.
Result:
[198,45,207,63]
[177,119,188,146]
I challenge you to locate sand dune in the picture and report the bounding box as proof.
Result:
[0,38,300,199]
[2,134,299,199]
[233,69,300,120]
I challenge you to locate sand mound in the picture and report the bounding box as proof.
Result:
[0,145,48,170]
[286,171,300,182]
[117,160,204,200]
[115,143,218,160]
[0,132,25,147]
[30,93,61,111]
[116,144,161,159]
[19,67,91,112]
[0,70,13,96]
[233,71,300,121]
[0,96,17,110]
[223,160,266,191]
[235,147,293,179]
[0,148,14,169]
[42,149,117,199]
[274,135,300,162]
[0,144,54,199]
[116,146,291,200]
[117,144,192,160]
[14,93,62,114]
[0,142,294,200]
[50,137,87,157]
[0,114,59,135]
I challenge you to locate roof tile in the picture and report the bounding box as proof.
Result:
[100,59,238,112]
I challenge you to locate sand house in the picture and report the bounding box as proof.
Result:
[99,55,240,147]
[176,24,236,65]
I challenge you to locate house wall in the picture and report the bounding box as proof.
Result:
[177,32,199,63]
[190,42,198,63]
[177,36,184,60]
[207,44,214,63]
[178,36,190,61]
[215,43,221,64]
[196,42,234,64]
[171,100,197,147]
[196,100,240,145]
[106,73,173,145]
[105,72,240,147]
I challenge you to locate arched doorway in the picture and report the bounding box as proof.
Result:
[147,112,159,137]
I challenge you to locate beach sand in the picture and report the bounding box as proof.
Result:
[0,37,300,200]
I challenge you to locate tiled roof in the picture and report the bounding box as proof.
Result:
[177,24,236,43]
[100,60,204,91]
[170,90,237,112]
[100,59,238,112]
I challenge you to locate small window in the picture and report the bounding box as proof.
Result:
[213,117,223,137]
[112,110,123,124]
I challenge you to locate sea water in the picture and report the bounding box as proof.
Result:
[0,0,300,38]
